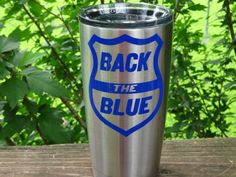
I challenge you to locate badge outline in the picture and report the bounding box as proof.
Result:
[88,34,163,137]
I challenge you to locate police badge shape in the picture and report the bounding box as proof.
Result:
[88,34,163,137]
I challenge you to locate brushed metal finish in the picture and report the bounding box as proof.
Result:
[80,22,172,177]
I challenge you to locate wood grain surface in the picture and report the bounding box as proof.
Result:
[0,138,235,177]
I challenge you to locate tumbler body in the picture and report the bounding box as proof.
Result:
[79,3,173,177]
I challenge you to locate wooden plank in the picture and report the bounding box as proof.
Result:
[0,138,235,177]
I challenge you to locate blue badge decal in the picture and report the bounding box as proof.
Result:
[88,34,163,137]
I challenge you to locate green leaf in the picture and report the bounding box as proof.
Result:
[224,82,236,91]
[9,27,31,41]
[38,106,71,144]
[188,4,206,11]
[225,68,236,77]
[3,104,18,122]
[44,0,56,2]
[4,4,21,21]
[19,0,28,5]
[0,0,8,5]
[22,67,37,75]
[23,99,38,114]
[186,127,194,139]
[13,51,45,67]
[0,101,5,111]
[1,116,32,137]
[25,70,69,97]
[28,1,42,17]
[0,36,19,53]
[0,65,10,79]
[0,78,28,108]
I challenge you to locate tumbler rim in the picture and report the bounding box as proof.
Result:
[79,3,173,28]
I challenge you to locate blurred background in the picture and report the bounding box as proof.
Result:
[0,0,235,146]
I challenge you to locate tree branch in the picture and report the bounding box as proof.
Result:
[22,4,81,94]
[185,69,228,137]
[204,0,211,42]
[0,124,15,146]
[29,37,85,129]
[22,97,50,144]
[5,137,15,146]
[60,97,87,131]
[174,0,180,21]
[31,0,79,46]
[224,0,236,56]
[36,124,49,145]
[58,8,79,46]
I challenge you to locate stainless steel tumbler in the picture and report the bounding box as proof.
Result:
[79,3,173,177]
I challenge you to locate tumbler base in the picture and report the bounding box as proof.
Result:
[93,169,159,177]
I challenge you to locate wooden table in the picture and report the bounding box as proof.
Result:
[0,138,235,177]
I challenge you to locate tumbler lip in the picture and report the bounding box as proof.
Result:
[79,3,173,28]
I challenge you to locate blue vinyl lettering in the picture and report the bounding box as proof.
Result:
[138,51,151,71]
[111,53,124,72]
[100,96,152,116]
[126,98,140,116]
[100,97,113,114]
[139,96,152,114]
[113,99,124,116]
[100,51,151,72]
[88,34,164,136]
[126,53,138,72]
[100,52,112,71]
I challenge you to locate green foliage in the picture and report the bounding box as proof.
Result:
[0,78,28,108]
[13,51,45,67]
[0,0,235,145]
[0,37,19,53]
[0,35,84,145]
[164,0,236,138]
[38,105,72,144]
[25,69,69,97]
